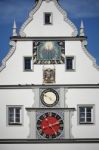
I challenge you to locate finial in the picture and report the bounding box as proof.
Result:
[12,19,17,36]
[79,20,85,36]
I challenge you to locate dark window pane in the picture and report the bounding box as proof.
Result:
[87,117,91,122]
[80,113,85,118]
[45,13,51,24]
[80,107,85,113]
[16,117,20,123]
[9,113,14,118]
[66,57,73,70]
[24,58,31,70]
[9,117,14,123]
[80,118,85,123]
[16,108,20,113]
[87,107,91,113]
[87,113,91,118]
[9,108,14,114]
[16,113,20,118]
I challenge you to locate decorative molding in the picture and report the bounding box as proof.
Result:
[64,88,68,107]
[53,0,78,36]
[81,40,99,71]
[0,41,16,72]
[70,111,75,139]
[0,138,99,144]
[19,0,43,37]
[19,0,78,37]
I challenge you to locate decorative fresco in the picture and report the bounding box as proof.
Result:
[33,41,65,64]
[43,68,55,83]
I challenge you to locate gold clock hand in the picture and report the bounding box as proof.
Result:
[42,125,49,129]
[50,126,57,135]
[50,121,59,126]
[44,94,53,101]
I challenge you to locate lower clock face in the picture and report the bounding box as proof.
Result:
[37,112,64,139]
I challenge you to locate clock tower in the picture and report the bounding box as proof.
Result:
[0,0,99,146]
[23,0,76,140]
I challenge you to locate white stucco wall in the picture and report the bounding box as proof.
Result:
[0,40,99,85]
[0,88,99,139]
[66,88,99,138]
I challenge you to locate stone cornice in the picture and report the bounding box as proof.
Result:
[10,36,87,41]
[26,107,75,111]
[0,138,99,144]
[0,41,16,72]
[0,84,99,89]
[19,0,78,37]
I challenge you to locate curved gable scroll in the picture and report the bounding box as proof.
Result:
[0,41,16,72]
[19,0,78,37]
[82,40,99,71]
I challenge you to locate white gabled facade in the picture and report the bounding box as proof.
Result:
[0,0,99,148]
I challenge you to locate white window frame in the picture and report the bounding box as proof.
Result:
[44,12,53,25]
[78,105,95,125]
[24,57,32,71]
[7,106,23,125]
[65,56,76,71]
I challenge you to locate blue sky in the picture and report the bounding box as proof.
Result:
[0,0,99,65]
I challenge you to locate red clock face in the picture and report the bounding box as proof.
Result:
[37,112,64,139]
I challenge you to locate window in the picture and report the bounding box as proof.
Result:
[78,106,94,124]
[8,106,22,125]
[24,57,32,71]
[66,56,75,70]
[44,13,52,25]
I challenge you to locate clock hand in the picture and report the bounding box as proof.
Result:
[42,121,59,129]
[43,123,57,135]
[50,121,59,126]
[44,94,53,101]
[50,126,57,135]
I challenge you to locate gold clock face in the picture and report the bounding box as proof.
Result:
[40,89,59,107]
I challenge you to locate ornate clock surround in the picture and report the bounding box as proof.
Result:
[33,40,65,64]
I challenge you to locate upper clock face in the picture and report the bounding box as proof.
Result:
[37,112,64,139]
[40,89,59,107]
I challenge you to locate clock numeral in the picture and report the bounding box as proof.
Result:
[45,112,49,117]
[56,132,60,136]
[52,134,57,139]
[37,120,41,125]
[59,120,63,124]
[37,126,41,130]
[45,134,49,139]
[59,126,63,130]
[39,115,44,120]
[52,112,56,117]
[39,129,43,134]
[48,112,52,116]
[56,115,61,120]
